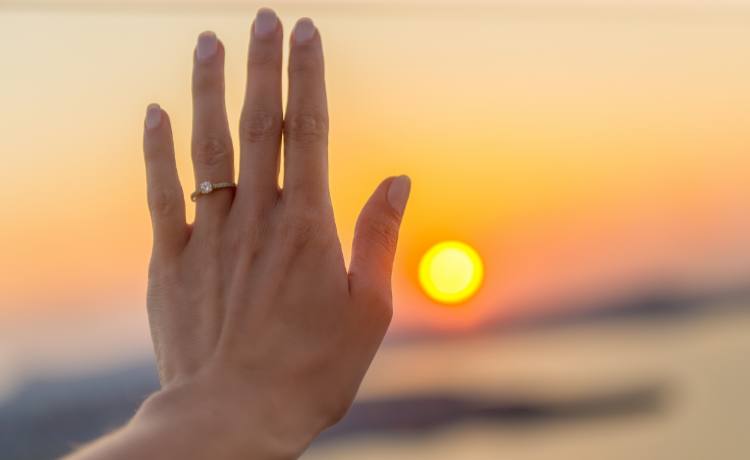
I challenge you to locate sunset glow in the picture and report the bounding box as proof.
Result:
[2,3,750,384]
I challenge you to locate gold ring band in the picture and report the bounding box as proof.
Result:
[191,181,237,202]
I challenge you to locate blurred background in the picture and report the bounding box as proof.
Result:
[2,0,750,458]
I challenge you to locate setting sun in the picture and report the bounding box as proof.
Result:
[418,241,484,305]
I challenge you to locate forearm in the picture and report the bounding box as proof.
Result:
[64,404,242,460]
[65,379,314,460]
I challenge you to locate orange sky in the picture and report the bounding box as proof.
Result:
[2,3,750,342]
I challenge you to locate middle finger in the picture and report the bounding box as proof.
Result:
[235,8,284,217]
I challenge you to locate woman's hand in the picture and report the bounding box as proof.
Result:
[67,8,409,460]
[135,8,409,459]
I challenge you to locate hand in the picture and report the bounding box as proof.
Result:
[139,9,410,458]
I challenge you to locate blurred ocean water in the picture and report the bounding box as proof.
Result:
[304,307,750,459]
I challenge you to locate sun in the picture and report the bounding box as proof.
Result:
[418,241,484,305]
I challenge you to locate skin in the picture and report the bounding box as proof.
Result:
[66,9,410,460]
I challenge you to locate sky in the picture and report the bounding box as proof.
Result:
[1,1,750,392]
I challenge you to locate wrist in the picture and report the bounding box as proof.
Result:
[135,372,320,459]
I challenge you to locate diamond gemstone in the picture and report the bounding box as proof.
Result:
[199,181,213,194]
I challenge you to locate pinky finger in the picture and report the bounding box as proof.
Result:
[143,103,188,256]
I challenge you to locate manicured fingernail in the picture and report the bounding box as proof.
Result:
[254,8,278,38]
[387,175,411,215]
[145,103,162,129]
[196,31,218,62]
[292,18,316,44]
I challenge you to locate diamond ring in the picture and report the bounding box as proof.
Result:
[190,181,237,202]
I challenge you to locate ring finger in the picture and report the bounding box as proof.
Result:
[191,31,235,229]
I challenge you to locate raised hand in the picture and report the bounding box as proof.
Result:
[133,8,410,459]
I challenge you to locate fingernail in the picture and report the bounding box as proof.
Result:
[254,8,278,38]
[145,103,162,130]
[292,18,316,44]
[387,175,411,215]
[196,31,218,62]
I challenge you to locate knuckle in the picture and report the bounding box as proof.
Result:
[284,110,328,145]
[240,110,281,144]
[355,279,393,324]
[148,187,182,217]
[361,214,399,254]
[283,179,328,208]
[194,137,231,168]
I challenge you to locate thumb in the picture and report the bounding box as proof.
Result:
[349,175,411,304]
